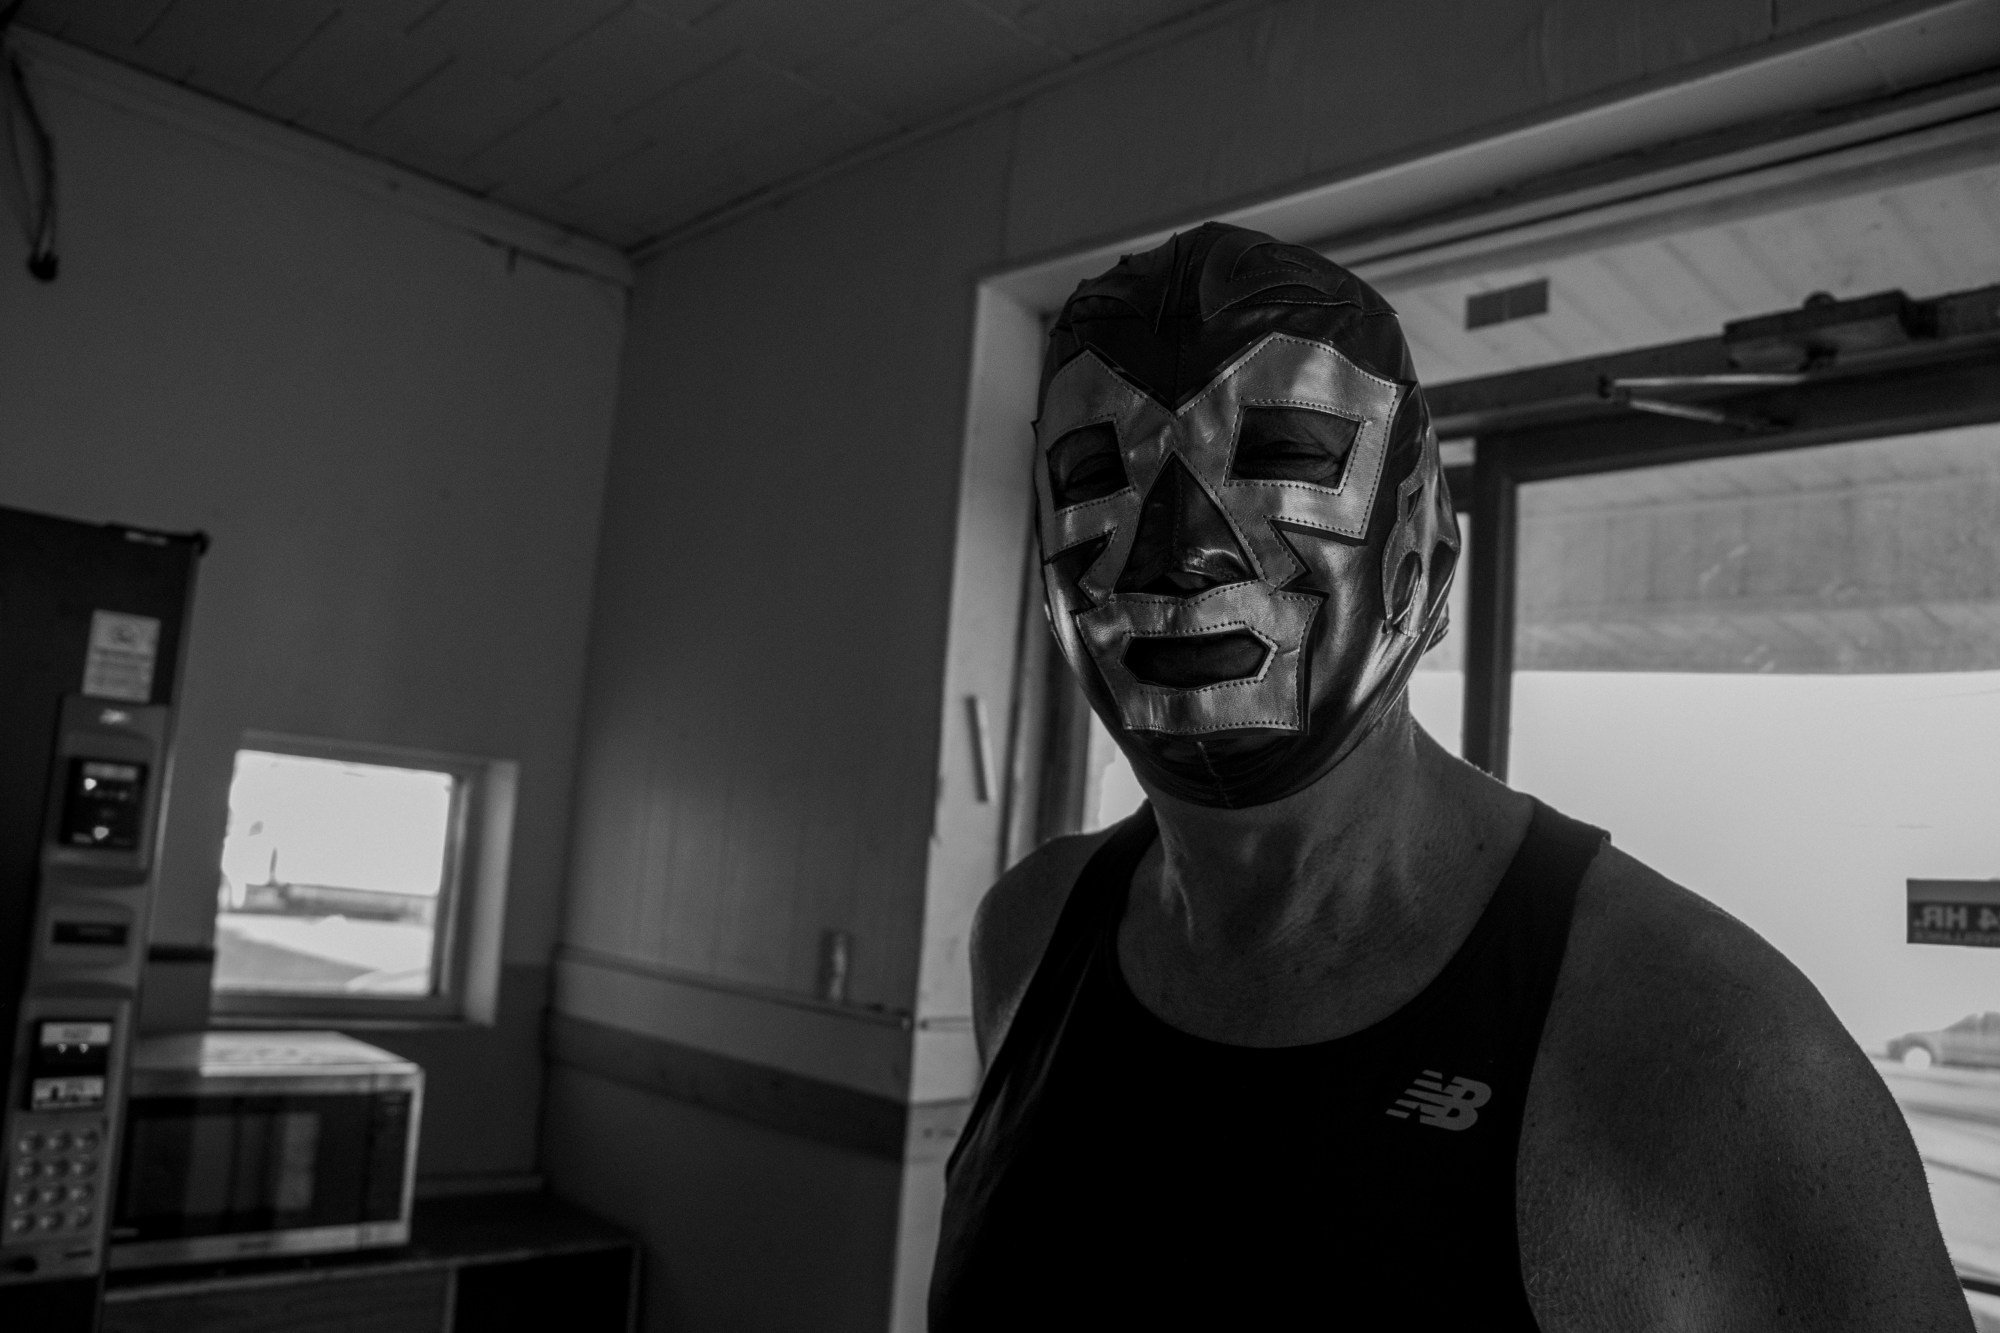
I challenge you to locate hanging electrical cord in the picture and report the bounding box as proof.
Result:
[0,0,57,282]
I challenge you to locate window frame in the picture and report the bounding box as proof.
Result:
[1448,295,2000,778]
[208,731,513,1026]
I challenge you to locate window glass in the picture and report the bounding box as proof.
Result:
[1505,424,2000,1281]
[1081,712,1147,833]
[214,750,457,998]
[1407,514,1470,756]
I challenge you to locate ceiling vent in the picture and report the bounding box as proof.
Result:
[1466,278,1549,330]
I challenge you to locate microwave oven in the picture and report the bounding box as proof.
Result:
[108,1031,421,1269]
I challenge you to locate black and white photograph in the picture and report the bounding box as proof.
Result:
[2,1,2000,1329]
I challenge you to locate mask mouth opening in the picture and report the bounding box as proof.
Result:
[1123,631,1269,689]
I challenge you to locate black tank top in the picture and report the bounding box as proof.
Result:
[930,800,1606,1331]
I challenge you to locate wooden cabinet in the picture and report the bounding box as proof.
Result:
[103,1194,636,1333]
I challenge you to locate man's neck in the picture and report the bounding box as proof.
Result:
[1123,708,1529,1043]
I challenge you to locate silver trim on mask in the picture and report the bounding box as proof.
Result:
[1036,334,1403,737]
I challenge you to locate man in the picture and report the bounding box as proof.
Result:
[929,223,1967,1329]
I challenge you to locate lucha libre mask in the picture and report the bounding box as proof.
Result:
[1034,223,1459,808]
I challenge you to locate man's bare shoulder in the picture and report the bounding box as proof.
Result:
[1522,843,1968,1330]
[969,828,1118,1065]
[1555,843,1835,1050]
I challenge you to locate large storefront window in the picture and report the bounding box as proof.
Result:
[1505,423,2000,1283]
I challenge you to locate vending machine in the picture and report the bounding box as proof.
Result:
[0,505,201,1329]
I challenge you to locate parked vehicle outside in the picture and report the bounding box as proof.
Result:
[1889,1013,2000,1069]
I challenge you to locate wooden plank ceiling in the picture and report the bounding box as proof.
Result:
[17,0,1225,250]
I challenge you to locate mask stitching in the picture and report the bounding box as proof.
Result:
[1167,334,1400,421]
[1037,411,1133,508]
[1081,591,1318,704]
[1154,341,1396,551]
[1044,338,1398,431]
[1041,530,1119,563]
[1109,582,1280,612]
[1133,713,1301,733]
[1222,479,1358,497]
[1193,741,1227,800]
[1037,408,1124,451]
[1044,488,1133,518]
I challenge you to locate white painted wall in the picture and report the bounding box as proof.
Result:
[0,43,627,1184]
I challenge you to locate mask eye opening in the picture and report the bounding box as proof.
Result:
[1047,422,1129,507]
[1230,406,1358,487]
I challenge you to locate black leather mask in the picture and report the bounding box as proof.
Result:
[1034,222,1459,808]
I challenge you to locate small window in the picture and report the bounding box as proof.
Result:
[211,736,512,1021]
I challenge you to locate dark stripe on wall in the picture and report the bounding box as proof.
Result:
[545,1012,911,1160]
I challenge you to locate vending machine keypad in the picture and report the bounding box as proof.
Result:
[4,1121,104,1239]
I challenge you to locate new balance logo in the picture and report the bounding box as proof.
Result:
[1385,1070,1491,1131]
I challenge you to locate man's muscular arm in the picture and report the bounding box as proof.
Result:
[969,829,1115,1067]
[1522,846,1971,1331]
